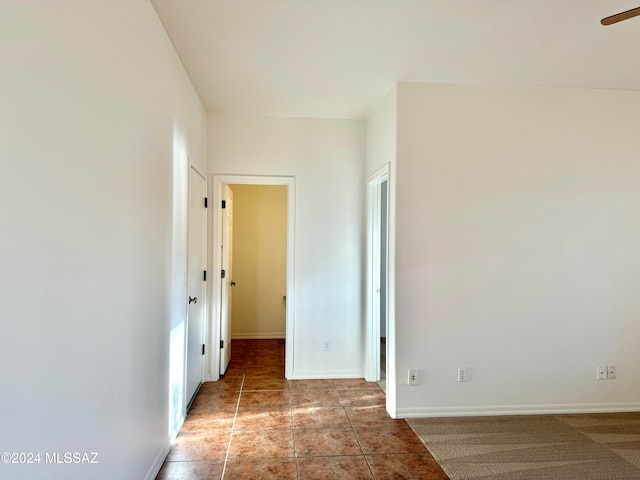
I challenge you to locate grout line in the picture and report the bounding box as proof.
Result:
[219,374,245,480]
[344,405,378,478]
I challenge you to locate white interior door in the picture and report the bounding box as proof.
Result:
[186,167,206,407]
[220,185,234,374]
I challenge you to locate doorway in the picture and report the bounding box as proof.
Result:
[366,164,393,409]
[379,179,388,390]
[210,175,296,380]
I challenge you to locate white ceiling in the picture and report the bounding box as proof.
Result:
[150,0,640,119]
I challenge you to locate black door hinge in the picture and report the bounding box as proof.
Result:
[204,197,208,208]
[202,344,206,355]
[222,200,226,209]
[221,269,226,279]
[220,340,224,349]
[203,270,207,281]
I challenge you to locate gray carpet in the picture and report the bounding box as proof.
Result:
[408,413,640,479]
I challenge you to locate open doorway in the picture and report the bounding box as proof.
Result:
[366,165,390,394]
[379,179,388,390]
[209,175,295,381]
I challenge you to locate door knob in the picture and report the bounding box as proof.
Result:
[188,296,198,304]
[230,281,236,287]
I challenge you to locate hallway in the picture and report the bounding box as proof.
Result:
[157,339,448,479]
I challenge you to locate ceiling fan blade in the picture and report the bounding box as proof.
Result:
[601,6,640,25]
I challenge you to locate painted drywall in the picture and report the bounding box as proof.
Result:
[367,86,397,175]
[230,184,288,339]
[208,114,366,378]
[394,82,640,416]
[0,2,206,479]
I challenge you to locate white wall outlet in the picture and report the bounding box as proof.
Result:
[457,367,469,382]
[607,365,617,380]
[408,368,418,385]
[596,365,606,380]
[322,339,331,351]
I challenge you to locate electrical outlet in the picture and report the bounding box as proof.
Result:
[322,339,331,351]
[457,367,468,382]
[607,365,617,380]
[596,365,606,380]
[408,368,418,385]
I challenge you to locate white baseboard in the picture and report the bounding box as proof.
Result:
[144,442,172,480]
[231,332,285,339]
[288,370,365,380]
[396,402,640,419]
[145,414,185,480]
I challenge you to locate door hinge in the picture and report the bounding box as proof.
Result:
[220,340,224,349]
[203,270,207,281]
[202,344,206,355]
[221,269,226,279]
[221,200,226,209]
[204,197,208,208]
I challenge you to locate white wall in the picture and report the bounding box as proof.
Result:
[394,82,640,416]
[230,184,287,339]
[0,2,206,479]
[208,114,366,378]
[367,86,397,176]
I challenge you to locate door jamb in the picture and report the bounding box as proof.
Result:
[208,175,296,380]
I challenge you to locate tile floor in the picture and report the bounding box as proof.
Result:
[156,339,449,479]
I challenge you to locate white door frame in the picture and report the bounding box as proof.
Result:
[208,175,296,380]
[366,164,396,416]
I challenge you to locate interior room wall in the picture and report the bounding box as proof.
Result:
[0,2,206,479]
[208,114,366,378]
[230,184,288,339]
[394,82,640,416]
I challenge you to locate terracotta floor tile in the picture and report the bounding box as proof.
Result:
[233,408,292,431]
[223,458,297,479]
[242,376,288,391]
[157,341,452,480]
[333,378,380,389]
[294,428,362,457]
[249,366,285,377]
[345,405,403,428]
[289,389,341,408]
[228,429,295,459]
[200,377,243,392]
[355,424,428,455]
[366,453,450,479]
[297,456,374,480]
[238,390,290,409]
[155,460,224,480]
[337,388,386,407]
[181,411,236,433]
[189,391,240,413]
[292,407,350,429]
[289,379,335,390]
[222,365,247,376]
[166,431,231,461]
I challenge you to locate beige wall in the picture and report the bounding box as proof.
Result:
[230,184,288,338]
